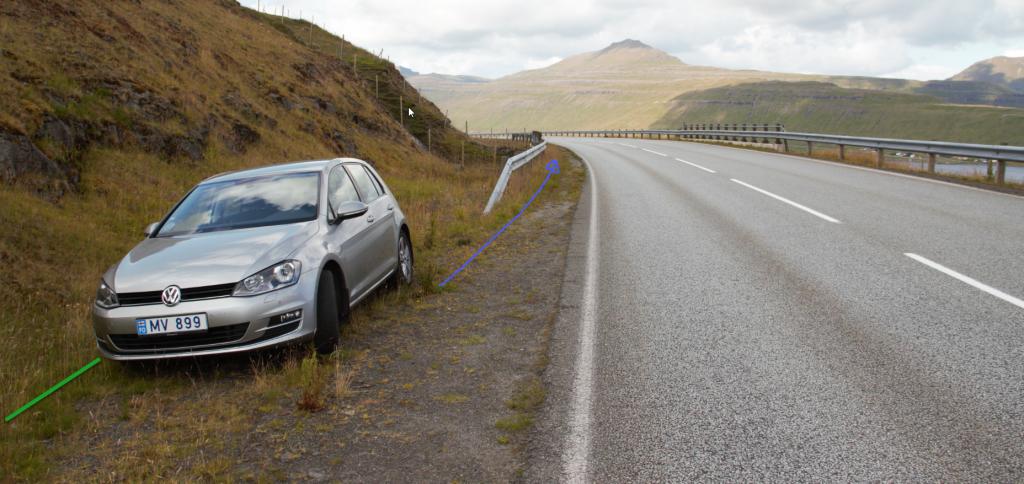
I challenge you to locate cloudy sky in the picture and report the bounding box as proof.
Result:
[241,0,1023,80]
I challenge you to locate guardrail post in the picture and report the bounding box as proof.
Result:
[996,160,1006,184]
[875,148,884,168]
[838,144,845,161]
[927,153,936,173]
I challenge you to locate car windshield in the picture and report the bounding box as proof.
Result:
[156,172,320,237]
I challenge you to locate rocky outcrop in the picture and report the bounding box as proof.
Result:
[0,130,70,197]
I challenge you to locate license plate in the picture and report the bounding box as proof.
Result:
[135,314,208,336]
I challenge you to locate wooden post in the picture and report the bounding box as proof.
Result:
[427,128,431,153]
[375,75,379,98]
[987,160,994,180]
[465,120,468,134]
[461,141,465,168]
[807,141,813,157]
[927,153,936,173]
[399,96,403,127]
[996,160,1006,184]
[838,144,846,161]
[876,148,885,168]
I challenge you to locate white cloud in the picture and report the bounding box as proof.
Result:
[882,64,960,81]
[240,0,1024,79]
[694,23,910,76]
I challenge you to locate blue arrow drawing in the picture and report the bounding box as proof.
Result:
[439,159,560,287]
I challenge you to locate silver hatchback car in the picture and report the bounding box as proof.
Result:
[92,158,413,360]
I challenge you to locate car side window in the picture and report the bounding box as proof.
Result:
[366,167,386,195]
[327,165,360,210]
[346,164,381,202]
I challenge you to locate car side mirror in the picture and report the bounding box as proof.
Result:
[332,200,368,224]
[144,222,160,237]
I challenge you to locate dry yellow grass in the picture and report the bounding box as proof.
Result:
[0,1,566,479]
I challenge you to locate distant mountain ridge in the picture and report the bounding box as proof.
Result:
[405,39,1024,143]
[951,56,1024,92]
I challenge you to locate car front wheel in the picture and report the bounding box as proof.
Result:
[314,271,344,354]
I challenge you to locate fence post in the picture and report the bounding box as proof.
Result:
[428,128,431,153]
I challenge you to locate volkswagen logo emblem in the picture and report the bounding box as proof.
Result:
[161,285,182,307]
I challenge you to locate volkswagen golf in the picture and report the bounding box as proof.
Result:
[92,158,413,360]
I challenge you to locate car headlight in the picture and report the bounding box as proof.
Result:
[233,260,302,297]
[95,279,119,309]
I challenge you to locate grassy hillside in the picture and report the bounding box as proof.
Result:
[0,1,552,478]
[652,81,1024,145]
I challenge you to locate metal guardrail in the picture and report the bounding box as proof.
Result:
[544,125,1024,184]
[471,131,532,140]
[483,141,547,213]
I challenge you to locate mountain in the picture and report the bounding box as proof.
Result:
[951,56,1024,92]
[653,81,1024,145]
[407,39,806,131]
[407,41,1024,142]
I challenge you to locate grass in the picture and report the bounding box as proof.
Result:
[0,0,566,479]
[297,352,327,412]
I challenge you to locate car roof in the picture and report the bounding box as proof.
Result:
[202,158,368,184]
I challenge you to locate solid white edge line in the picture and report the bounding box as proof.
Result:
[730,178,842,224]
[641,148,667,157]
[617,143,636,148]
[563,157,599,483]
[905,253,1024,310]
[675,157,717,174]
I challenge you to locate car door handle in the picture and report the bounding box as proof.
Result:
[366,214,375,223]
[387,204,394,211]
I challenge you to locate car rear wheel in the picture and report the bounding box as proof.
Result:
[390,232,414,289]
[314,271,343,354]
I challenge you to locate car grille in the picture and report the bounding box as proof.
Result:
[109,322,249,351]
[117,282,237,306]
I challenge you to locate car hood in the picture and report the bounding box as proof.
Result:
[112,222,318,292]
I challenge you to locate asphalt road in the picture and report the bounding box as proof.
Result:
[529,137,1024,481]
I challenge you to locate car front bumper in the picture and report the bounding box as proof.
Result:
[92,273,317,361]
